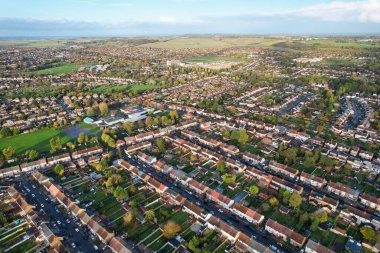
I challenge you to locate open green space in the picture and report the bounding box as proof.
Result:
[186,55,248,63]
[90,84,159,94]
[0,128,72,155]
[77,122,102,137]
[35,63,83,75]
[304,39,380,48]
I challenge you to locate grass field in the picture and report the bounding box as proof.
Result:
[35,64,82,75]
[90,84,158,94]
[186,55,248,62]
[304,39,380,48]
[77,122,102,136]
[0,128,72,155]
[139,36,288,49]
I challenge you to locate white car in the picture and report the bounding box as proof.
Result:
[57,220,62,225]
[71,243,76,248]
[75,228,80,232]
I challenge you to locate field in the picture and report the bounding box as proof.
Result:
[304,39,380,48]
[0,128,72,155]
[90,84,158,94]
[186,55,248,63]
[139,36,288,49]
[35,63,82,75]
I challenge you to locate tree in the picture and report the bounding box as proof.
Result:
[303,157,315,169]
[269,197,279,206]
[169,111,179,121]
[0,127,12,138]
[114,186,128,200]
[145,210,155,222]
[248,185,260,195]
[2,146,15,160]
[221,129,230,138]
[289,193,302,209]
[123,209,137,225]
[156,138,166,152]
[360,227,376,242]
[231,130,240,141]
[54,164,64,176]
[27,150,39,161]
[137,120,144,129]
[163,221,182,239]
[222,174,236,184]
[86,107,96,117]
[261,203,270,212]
[216,158,226,173]
[99,102,108,116]
[106,174,122,188]
[50,136,62,153]
[123,122,134,135]
[315,212,328,223]
[77,132,86,144]
[238,129,249,145]
[145,116,153,128]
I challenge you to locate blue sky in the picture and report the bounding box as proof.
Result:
[1,0,380,37]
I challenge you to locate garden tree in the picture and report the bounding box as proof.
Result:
[216,158,226,173]
[319,155,334,167]
[27,150,39,161]
[313,147,321,162]
[2,146,15,160]
[50,136,62,153]
[145,116,153,128]
[360,227,376,242]
[299,212,309,224]
[221,129,230,138]
[169,110,179,121]
[310,218,320,231]
[261,203,270,212]
[289,193,302,209]
[0,127,12,138]
[128,185,137,194]
[188,236,201,253]
[222,174,237,184]
[163,221,182,239]
[316,125,324,133]
[248,185,260,195]
[90,136,99,144]
[54,164,64,176]
[314,211,328,223]
[66,142,75,151]
[238,129,249,145]
[129,200,137,208]
[106,174,122,188]
[86,107,96,117]
[137,120,144,129]
[282,148,298,165]
[100,158,108,169]
[303,157,315,169]
[154,117,160,126]
[231,130,240,141]
[123,208,137,225]
[114,186,128,200]
[77,132,86,144]
[269,197,279,206]
[123,122,134,135]
[95,163,104,171]
[144,210,156,222]
[0,210,6,226]
[12,127,20,136]
[156,138,166,152]
[53,122,59,129]
[98,102,108,116]
[190,154,198,162]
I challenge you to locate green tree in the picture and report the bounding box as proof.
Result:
[145,116,153,128]
[222,173,236,184]
[2,146,15,160]
[156,138,166,152]
[0,127,12,138]
[123,122,134,135]
[27,150,39,161]
[360,227,376,242]
[145,210,156,222]
[289,193,302,209]
[54,164,64,176]
[86,107,96,117]
[248,185,260,195]
[238,129,249,145]
[216,158,226,173]
[50,136,62,153]
[114,186,128,200]
[77,132,86,144]
[231,130,240,141]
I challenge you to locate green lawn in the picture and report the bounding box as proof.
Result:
[78,122,102,137]
[35,64,82,75]
[186,55,248,63]
[0,128,72,155]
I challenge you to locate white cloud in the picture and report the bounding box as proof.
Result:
[159,16,177,23]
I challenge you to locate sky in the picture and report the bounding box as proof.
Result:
[1,0,380,37]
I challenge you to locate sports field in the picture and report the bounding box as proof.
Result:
[0,128,72,155]
[35,64,82,75]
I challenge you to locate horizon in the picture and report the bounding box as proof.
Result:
[2,0,380,37]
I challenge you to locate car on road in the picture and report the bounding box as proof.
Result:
[57,220,62,225]
[218,209,223,213]
[75,228,80,232]
[196,201,201,205]
[94,245,98,250]
[66,219,71,224]
[71,243,76,248]
[41,204,44,208]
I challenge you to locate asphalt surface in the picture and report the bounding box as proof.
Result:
[15,177,99,253]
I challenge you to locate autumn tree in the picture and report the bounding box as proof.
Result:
[27,150,39,161]
[222,173,236,184]
[360,227,376,242]
[50,136,62,153]
[99,102,108,116]
[163,221,182,239]
[145,210,156,222]
[114,186,128,200]
[156,138,166,152]
[216,158,226,173]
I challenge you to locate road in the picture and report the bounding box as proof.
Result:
[15,177,98,253]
